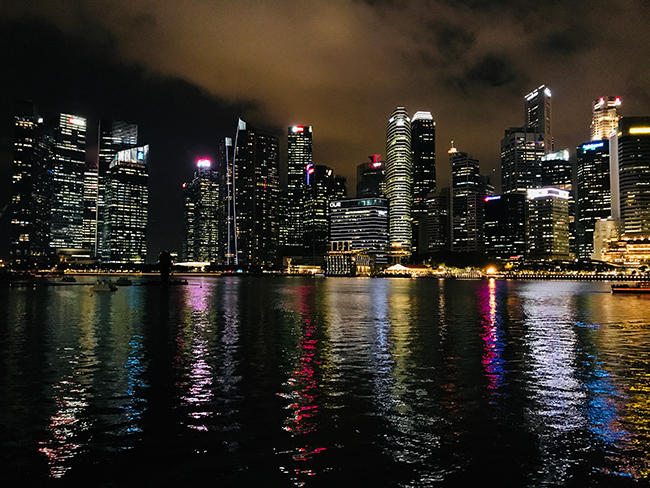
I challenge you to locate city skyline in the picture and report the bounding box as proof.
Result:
[2,1,650,258]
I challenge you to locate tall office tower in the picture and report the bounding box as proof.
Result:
[182,158,222,263]
[484,193,526,259]
[356,155,385,197]
[303,164,339,265]
[541,149,575,256]
[97,120,138,259]
[526,188,570,261]
[426,187,450,252]
[232,120,279,266]
[385,107,413,252]
[329,197,389,257]
[541,149,571,189]
[282,125,312,255]
[10,101,53,266]
[411,111,436,255]
[49,113,87,251]
[576,140,611,259]
[591,97,621,141]
[524,85,552,153]
[617,117,650,237]
[500,127,544,193]
[501,85,552,194]
[449,146,485,252]
[104,146,149,263]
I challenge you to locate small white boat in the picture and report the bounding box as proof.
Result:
[92,280,117,292]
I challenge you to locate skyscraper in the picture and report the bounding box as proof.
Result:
[182,158,222,263]
[616,117,650,237]
[501,85,552,194]
[385,107,412,252]
[484,193,526,259]
[282,125,312,255]
[541,149,575,256]
[97,120,138,259]
[426,188,450,253]
[591,96,621,141]
[303,164,342,265]
[232,120,279,267]
[411,111,436,255]
[526,188,570,261]
[9,101,53,266]
[449,146,485,252]
[50,113,87,251]
[356,155,385,198]
[576,140,611,259]
[329,197,389,258]
[104,146,149,263]
[524,85,552,153]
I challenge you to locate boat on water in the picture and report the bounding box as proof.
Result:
[611,282,650,293]
[92,280,118,292]
[61,275,77,283]
[115,277,132,286]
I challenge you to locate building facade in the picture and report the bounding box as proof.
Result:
[281,125,312,255]
[104,146,149,263]
[617,117,650,237]
[182,159,222,263]
[526,188,570,261]
[9,101,53,266]
[329,197,389,259]
[385,107,413,252]
[426,188,450,253]
[591,96,621,141]
[97,120,139,259]
[450,147,485,252]
[49,113,87,252]
[232,120,280,267]
[411,111,436,255]
[576,140,611,259]
[484,193,527,259]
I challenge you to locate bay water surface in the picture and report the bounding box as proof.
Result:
[1,277,650,486]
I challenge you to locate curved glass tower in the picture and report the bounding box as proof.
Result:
[385,107,412,250]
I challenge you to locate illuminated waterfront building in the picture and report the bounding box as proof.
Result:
[104,146,149,263]
[526,188,570,261]
[501,85,552,194]
[232,120,279,266]
[385,107,412,252]
[182,159,222,263]
[426,188,450,252]
[576,140,611,259]
[303,165,345,265]
[96,120,138,259]
[615,117,650,237]
[449,146,485,252]
[541,149,575,256]
[484,193,526,259]
[281,125,312,255]
[524,85,552,150]
[591,96,621,141]
[329,197,389,260]
[9,101,53,266]
[356,155,385,198]
[50,113,87,251]
[411,111,436,255]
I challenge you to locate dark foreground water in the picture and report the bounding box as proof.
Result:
[1,277,650,487]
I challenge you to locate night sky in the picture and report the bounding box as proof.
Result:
[1,0,650,260]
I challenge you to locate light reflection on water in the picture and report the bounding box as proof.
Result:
[1,277,650,485]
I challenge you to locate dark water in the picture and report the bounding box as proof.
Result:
[1,277,650,487]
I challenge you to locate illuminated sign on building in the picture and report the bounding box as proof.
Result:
[68,117,86,127]
[306,163,314,185]
[137,151,145,161]
[292,126,305,133]
[630,127,650,135]
[484,195,502,202]
[582,142,605,151]
[527,188,570,200]
[197,158,211,168]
